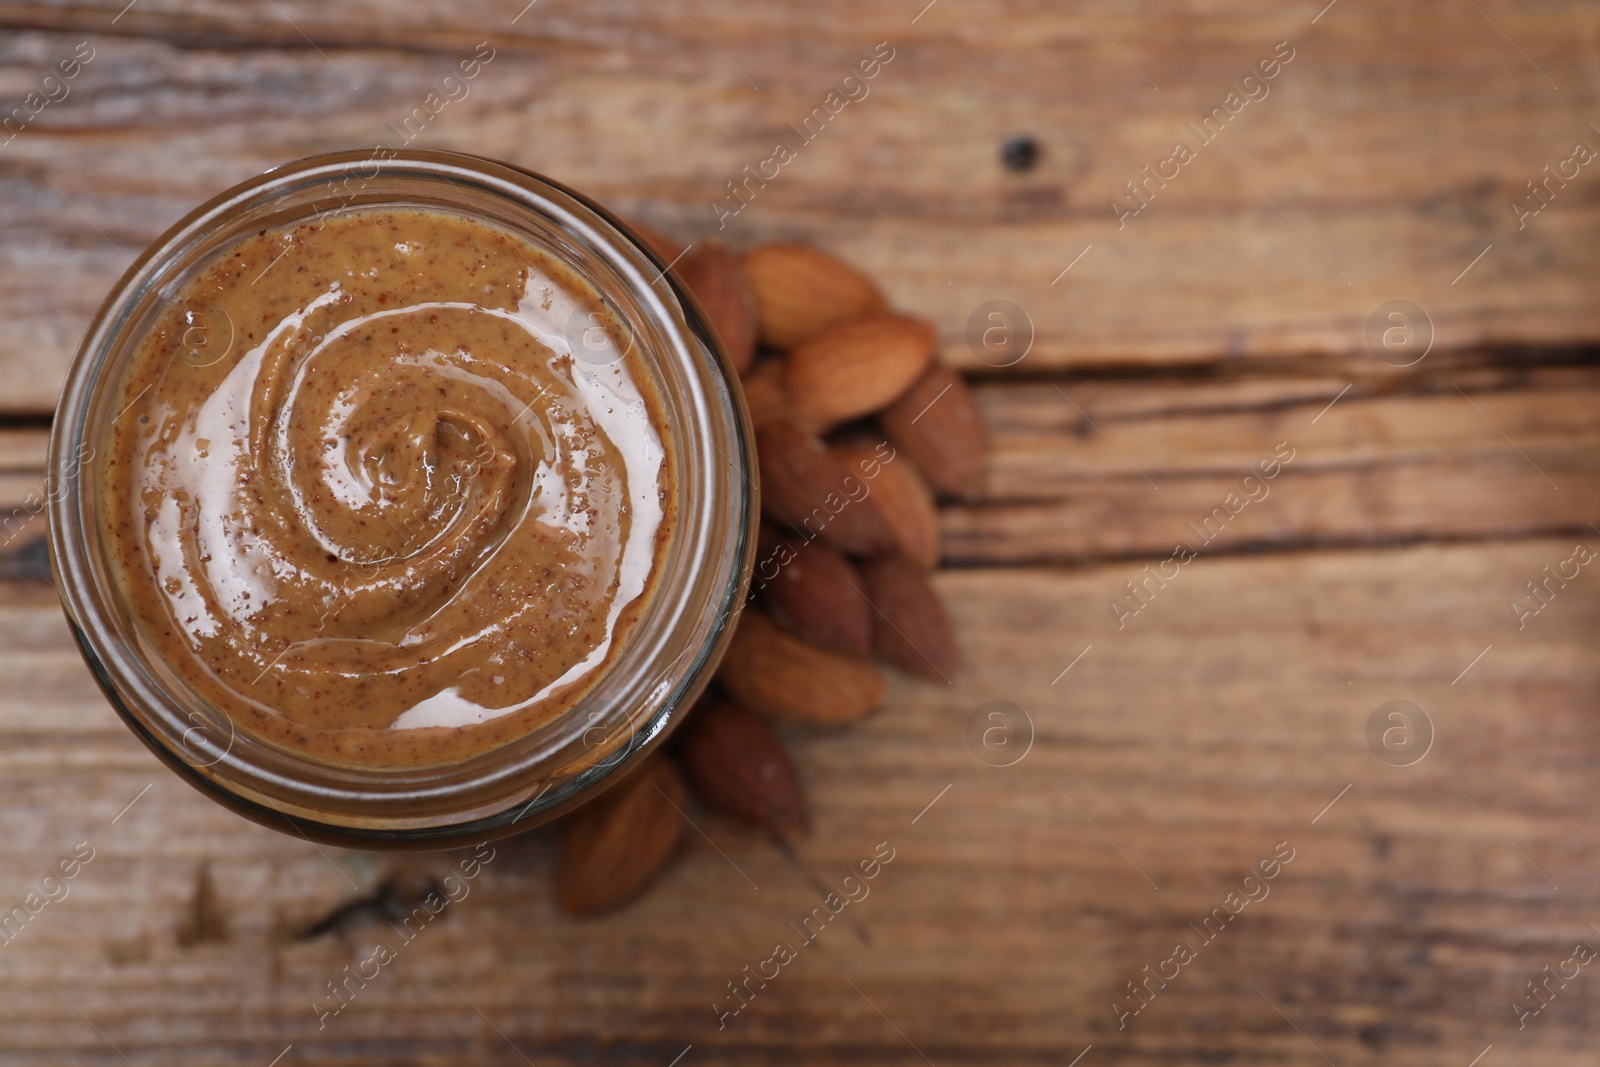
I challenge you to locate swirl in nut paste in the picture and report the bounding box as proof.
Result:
[100,208,673,769]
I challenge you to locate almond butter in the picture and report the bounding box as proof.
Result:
[718,610,885,725]
[833,439,940,569]
[785,314,936,432]
[677,697,808,841]
[860,555,957,680]
[756,421,896,555]
[740,359,793,429]
[878,363,986,500]
[557,757,686,918]
[755,524,872,655]
[743,243,886,349]
[677,241,756,376]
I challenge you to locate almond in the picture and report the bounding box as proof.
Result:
[557,757,686,918]
[833,440,941,569]
[785,314,936,432]
[740,359,793,428]
[743,243,886,349]
[718,610,885,725]
[626,219,682,264]
[677,241,756,376]
[754,524,872,655]
[877,363,986,500]
[756,421,896,555]
[677,697,808,841]
[860,555,957,680]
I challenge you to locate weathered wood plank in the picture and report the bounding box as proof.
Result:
[0,1,1597,412]
[0,427,48,469]
[943,360,1600,563]
[0,540,1596,1064]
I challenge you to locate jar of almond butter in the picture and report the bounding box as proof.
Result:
[48,150,756,847]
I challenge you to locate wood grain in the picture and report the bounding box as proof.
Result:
[947,358,1600,563]
[1,541,1597,1064]
[0,1,1598,413]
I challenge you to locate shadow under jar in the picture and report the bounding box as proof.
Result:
[48,150,756,848]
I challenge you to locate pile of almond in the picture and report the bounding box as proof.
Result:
[556,233,986,917]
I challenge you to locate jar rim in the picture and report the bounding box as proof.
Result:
[47,149,756,848]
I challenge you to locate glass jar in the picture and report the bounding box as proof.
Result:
[48,150,756,848]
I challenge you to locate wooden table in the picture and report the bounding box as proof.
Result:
[2,2,1597,1063]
